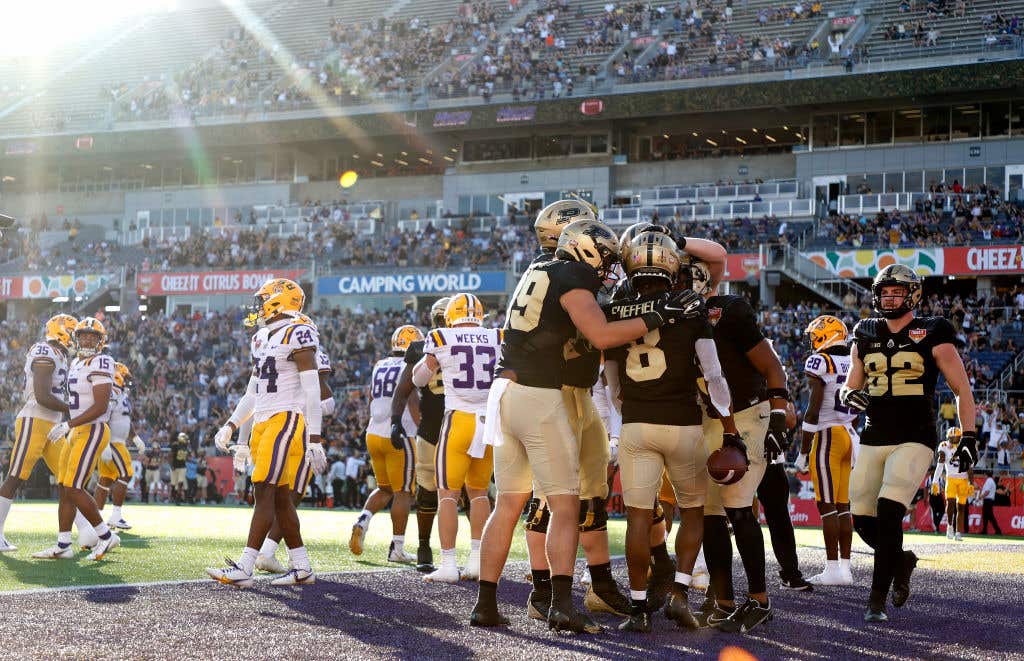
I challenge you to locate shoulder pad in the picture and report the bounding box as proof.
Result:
[283,323,319,348]
[803,353,829,377]
[852,318,879,340]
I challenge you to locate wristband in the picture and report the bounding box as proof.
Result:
[802,421,818,433]
[770,408,787,415]
[767,388,790,401]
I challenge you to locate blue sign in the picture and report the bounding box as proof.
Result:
[318,271,507,296]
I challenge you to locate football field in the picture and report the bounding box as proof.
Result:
[0,502,1022,659]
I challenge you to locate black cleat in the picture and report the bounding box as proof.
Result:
[584,584,631,616]
[470,605,510,628]
[664,589,700,630]
[865,590,888,622]
[697,601,735,629]
[548,605,604,634]
[415,544,434,573]
[891,550,918,608]
[718,597,773,633]
[527,589,551,620]
[618,611,652,633]
[780,573,814,592]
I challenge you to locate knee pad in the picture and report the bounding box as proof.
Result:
[416,487,438,514]
[523,497,550,534]
[724,505,757,528]
[578,497,608,532]
[652,500,666,525]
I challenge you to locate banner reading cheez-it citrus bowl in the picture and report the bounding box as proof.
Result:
[136,269,306,296]
[804,245,1024,278]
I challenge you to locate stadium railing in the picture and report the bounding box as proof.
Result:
[601,198,814,224]
[837,191,1003,214]
[638,180,799,205]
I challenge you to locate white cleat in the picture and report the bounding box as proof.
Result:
[86,533,120,561]
[808,567,853,586]
[388,546,416,564]
[955,532,963,541]
[691,564,710,591]
[580,568,592,588]
[946,528,955,540]
[0,536,17,553]
[423,565,461,583]
[109,518,132,531]
[206,558,254,588]
[78,529,99,550]
[270,567,316,585]
[348,525,365,556]
[32,544,74,559]
[255,553,288,573]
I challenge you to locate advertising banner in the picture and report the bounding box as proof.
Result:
[0,276,23,299]
[137,269,306,296]
[318,270,507,296]
[804,245,1024,278]
[723,253,761,281]
[22,273,117,300]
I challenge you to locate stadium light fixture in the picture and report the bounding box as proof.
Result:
[370,161,384,167]
[783,126,789,130]
[1,176,15,182]
[752,128,759,133]
[396,159,409,166]
[662,134,669,139]
[736,137,747,144]
[765,135,777,143]
[706,139,718,147]
[418,158,431,165]
[443,156,454,162]
[52,296,70,303]
[401,151,408,156]
[691,132,698,137]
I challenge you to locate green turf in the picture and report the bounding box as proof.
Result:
[0,501,1021,592]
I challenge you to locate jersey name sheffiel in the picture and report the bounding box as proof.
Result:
[68,353,116,424]
[366,356,416,437]
[803,349,858,429]
[251,320,320,423]
[17,342,69,423]
[108,388,132,442]
[425,326,502,415]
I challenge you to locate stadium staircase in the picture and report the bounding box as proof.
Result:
[762,243,870,307]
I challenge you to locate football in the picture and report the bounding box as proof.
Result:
[708,446,748,485]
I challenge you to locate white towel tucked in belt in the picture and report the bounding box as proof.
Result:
[468,412,488,458]
[483,377,511,449]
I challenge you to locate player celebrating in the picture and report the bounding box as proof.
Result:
[349,324,422,563]
[95,362,146,530]
[795,315,859,586]
[412,294,501,583]
[841,265,977,622]
[209,278,327,587]
[36,318,120,561]
[391,297,450,573]
[932,427,974,541]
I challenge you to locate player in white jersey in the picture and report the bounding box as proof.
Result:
[256,313,338,573]
[94,362,146,530]
[35,318,121,561]
[208,278,327,587]
[0,314,78,553]
[795,315,860,585]
[412,293,502,583]
[349,325,422,563]
[932,426,974,541]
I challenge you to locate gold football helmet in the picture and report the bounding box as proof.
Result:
[247,278,305,327]
[624,232,680,285]
[678,255,713,297]
[430,296,452,328]
[805,315,849,352]
[114,362,134,389]
[445,293,485,327]
[871,264,921,319]
[946,426,962,442]
[45,314,78,352]
[391,325,424,353]
[556,219,620,277]
[618,222,670,263]
[74,317,107,357]
[534,199,599,250]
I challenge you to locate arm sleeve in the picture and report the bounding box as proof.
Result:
[228,375,259,428]
[411,356,436,388]
[718,299,764,353]
[695,337,733,418]
[300,369,323,436]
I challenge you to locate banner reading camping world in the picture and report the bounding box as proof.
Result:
[318,270,508,296]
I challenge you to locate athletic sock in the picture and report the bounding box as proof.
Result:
[703,515,735,602]
[629,589,647,613]
[259,538,280,557]
[0,495,12,535]
[109,505,123,522]
[726,506,767,594]
[94,522,111,540]
[675,572,692,591]
[476,580,499,611]
[392,535,405,553]
[468,539,481,565]
[238,546,259,574]
[531,568,552,594]
[357,509,373,529]
[440,547,457,569]
[551,574,573,611]
[74,510,91,534]
[588,561,614,589]
[287,545,311,571]
[57,531,72,548]
[651,542,672,571]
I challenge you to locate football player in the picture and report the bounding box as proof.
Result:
[0,314,77,552]
[94,362,146,530]
[412,294,500,583]
[841,265,977,622]
[35,318,121,561]
[349,324,422,563]
[391,297,450,572]
[604,231,737,633]
[256,312,336,573]
[680,256,791,633]
[471,218,694,632]
[795,315,859,586]
[209,278,327,586]
[932,427,974,541]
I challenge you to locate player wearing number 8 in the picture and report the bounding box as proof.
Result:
[412,294,501,584]
[842,264,977,623]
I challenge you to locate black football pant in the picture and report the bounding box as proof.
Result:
[756,462,802,580]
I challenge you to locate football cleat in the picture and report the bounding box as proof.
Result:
[664,589,700,630]
[86,533,119,561]
[470,605,511,628]
[270,567,315,585]
[206,558,254,588]
[423,565,460,583]
[780,573,815,591]
[0,536,17,553]
[348,524,365,556]
[548,605,603,634]
[955,532,963,542]
[108,518,132,531]
[891,550,918,608]
[698,602,736,629]
[32,544,74,559]
[583,584,630,616]
[865,590,888,622]
[618,611,652,633]
[527,589,551,620]
[807,567,850,586]
[416,544,435,573]
[255,553,287,573]
[946,527,955,540]
[718,597,773,633]
[388,543,415,564]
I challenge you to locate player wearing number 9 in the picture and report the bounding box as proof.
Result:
[843,264,977,623]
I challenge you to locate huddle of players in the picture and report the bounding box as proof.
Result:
[0,314,145,562]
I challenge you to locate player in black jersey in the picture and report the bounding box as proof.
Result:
[472,219,696,633]
[840,264,977,623]
[604,232,740,633]
[391,297,450,572]
[679,255,793,633]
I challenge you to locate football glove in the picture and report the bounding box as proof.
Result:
[608,436,619,466]
[214,425,234,453]
[306,442,328,474]
[230,444,251,473]
[953,431,978,470]
[763,409,789,460]
[931,482,940,496]
[47,422,70,443]
[840,386,870,412]
[794,452,809,473]
[132,434,146,454]
[390,417,407,451]
[321,397,336,417]
[722,432,750,466]
[100,444,113,463]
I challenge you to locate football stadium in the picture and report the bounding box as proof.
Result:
[1,0,1023,658]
